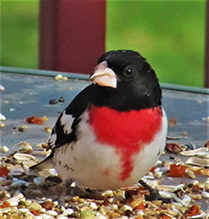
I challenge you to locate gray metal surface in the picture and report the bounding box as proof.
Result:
[0,72,208,151]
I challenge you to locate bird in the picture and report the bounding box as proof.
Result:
[30,50,167,194]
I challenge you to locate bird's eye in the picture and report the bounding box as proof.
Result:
[124,67,134,77]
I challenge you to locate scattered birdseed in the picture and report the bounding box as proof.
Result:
[0,141,208,218]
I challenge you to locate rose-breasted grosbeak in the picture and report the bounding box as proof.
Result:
[31,50,167,192]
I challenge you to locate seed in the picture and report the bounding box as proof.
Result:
[0,85,5,91]
[182,131,188,136]
[0,113,6,121]
[44,127,52,133]
[166,143,182,154]
[204,140,209,148]
[18,126,27,132]
[58,96,65,102]
[80,209,95,219]
[54,74,63,80]
[17,141,33,154]
[0,146,9,153]
[202,191,209,198]
[26,116,45,124]
[49,99,58,104]
[0,122,5,127]
[168,117,177,127]
[190,193,202,200]
[186,170,196,179]
[42,115,48,121]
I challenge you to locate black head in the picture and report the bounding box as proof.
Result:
[90,50,162,111]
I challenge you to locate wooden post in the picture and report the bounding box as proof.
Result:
[39,0,106,74]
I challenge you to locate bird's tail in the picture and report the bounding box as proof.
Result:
[29,151,54,171]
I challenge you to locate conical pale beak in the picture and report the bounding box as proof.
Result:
[90,61,117,88]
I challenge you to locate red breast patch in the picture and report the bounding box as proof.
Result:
[88,105,163,181]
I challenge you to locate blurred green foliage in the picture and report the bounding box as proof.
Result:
[1,0,206,87]
[106,1,206,87]
[1,1,39,69]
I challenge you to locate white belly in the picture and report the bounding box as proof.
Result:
[53,110,167,190]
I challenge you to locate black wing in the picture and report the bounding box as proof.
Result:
[48,83,95,149]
